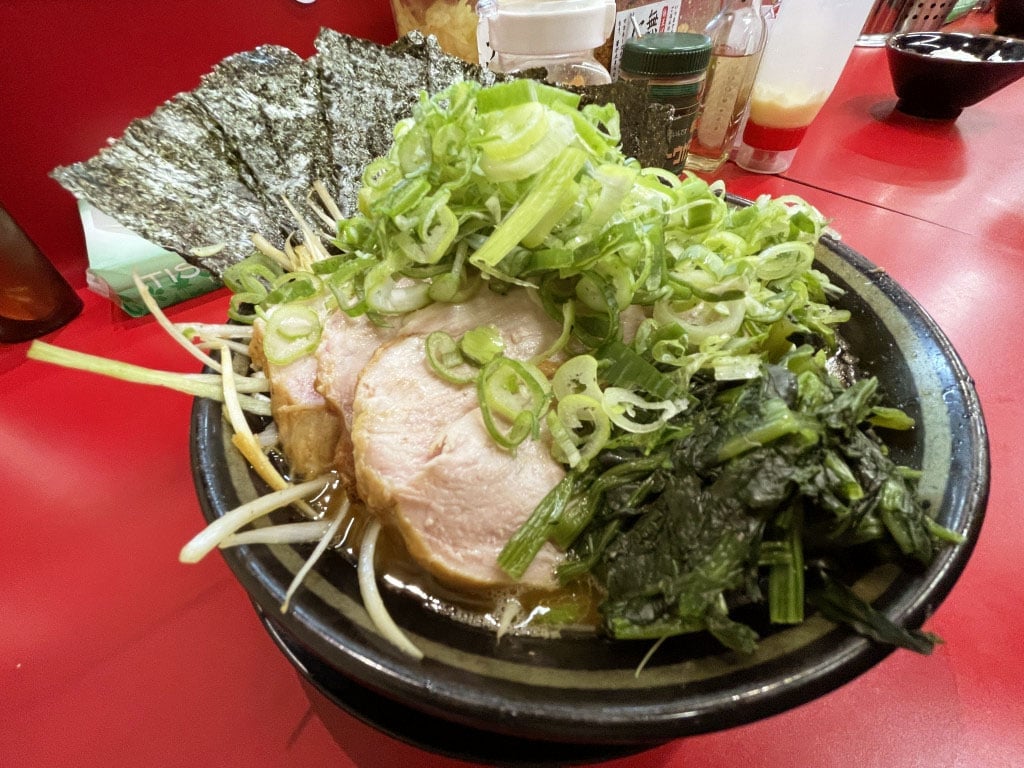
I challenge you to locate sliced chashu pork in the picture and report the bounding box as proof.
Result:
[351,288,567,590]
[315,310,399,489]
[250,308,340,480]
[313,285,560,488]
[251,298,400,483]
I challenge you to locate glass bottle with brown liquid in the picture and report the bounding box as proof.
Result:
[1,204,83,343]
[685,0,766,173]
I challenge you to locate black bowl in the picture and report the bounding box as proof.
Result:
[886,31,1024,119]
[190,200,988,763]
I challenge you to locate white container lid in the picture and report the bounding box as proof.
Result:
[487,0,616,55]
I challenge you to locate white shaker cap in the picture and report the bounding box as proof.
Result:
[488,0,616,55]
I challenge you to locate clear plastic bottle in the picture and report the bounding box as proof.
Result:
[685,0,766,173]
[482,0,616,86]
[735,0,875,174]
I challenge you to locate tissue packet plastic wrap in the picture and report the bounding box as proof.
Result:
[79,202,220,317]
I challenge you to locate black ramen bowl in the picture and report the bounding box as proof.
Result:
[190,199,988,764]
[886,31,1024,119]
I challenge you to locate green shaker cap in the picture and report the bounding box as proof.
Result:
[620,32,712,77]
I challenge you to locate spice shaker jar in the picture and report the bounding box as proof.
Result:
[482,0,616,86]
[618,31,713,174]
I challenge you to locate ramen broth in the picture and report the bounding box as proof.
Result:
[296,484,603,635]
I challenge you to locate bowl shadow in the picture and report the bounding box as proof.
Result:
[838,95,968,183]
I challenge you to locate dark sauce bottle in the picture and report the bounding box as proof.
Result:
[1,204,83,343]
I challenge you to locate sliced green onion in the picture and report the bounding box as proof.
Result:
[477,357,549,450]
[470,146,587,269]
[425,331,478,385]
[552,393,610,468]
[572,270,621,348]
[584,164,638,233]
[459,325,504,365]
[262,271,323,307]
[679,197,720,231]
[597,340,683,401]
[522,248,575,274]
[654,297,746,347]
[552,100,618,157]
[222,254,282,324]
[364,263,431,315]
[551,354,603,402]
[480,405,535,451]
[700,231,749,260]
[529,298,575,366]
[474,77,581,114]
[392,202,458,265]
[372,177,428,219]
[263,304,323,366]
[428,269,479,304]
[755,242,815,282]
[521,179,580,249]
[394,122,431,176]
[547,409,582,468]
[478,101,549,162]
[601,387,685,434]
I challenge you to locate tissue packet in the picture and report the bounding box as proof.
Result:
[78,201,220,317]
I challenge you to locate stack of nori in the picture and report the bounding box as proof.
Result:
[52,30,670,279]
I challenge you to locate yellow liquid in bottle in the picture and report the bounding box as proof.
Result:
[687,50,761,172]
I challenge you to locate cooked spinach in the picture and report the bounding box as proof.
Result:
[558,348,962,654]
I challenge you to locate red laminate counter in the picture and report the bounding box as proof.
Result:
[2,4,1022,767]
[779,48,1024,252]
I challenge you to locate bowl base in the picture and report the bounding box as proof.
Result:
[894,98,963,120]
[256,606,663,766]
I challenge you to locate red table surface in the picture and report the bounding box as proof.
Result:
[2,4,1022,767]
[779,47,1024,253]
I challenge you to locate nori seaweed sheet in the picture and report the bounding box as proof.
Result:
[573,79,675,171]
[389,30,497,97]
[51,95,281,276]
[315,29,497,216]
[190,44,334,228]
[315,29,432,216]
[51,31,673,279]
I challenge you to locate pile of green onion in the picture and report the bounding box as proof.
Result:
[224,76,847,475]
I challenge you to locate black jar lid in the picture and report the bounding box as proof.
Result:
[620,32,712,77]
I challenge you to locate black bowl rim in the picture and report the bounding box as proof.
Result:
[189,193,990,746]
[886,30,1024,59]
